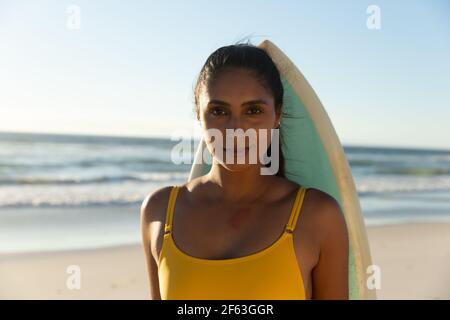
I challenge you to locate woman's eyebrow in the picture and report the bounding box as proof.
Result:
[207,99,268,107]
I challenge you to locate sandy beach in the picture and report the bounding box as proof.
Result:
[0,244,148,300]
[1,223,449,300]
[367,223,450,299]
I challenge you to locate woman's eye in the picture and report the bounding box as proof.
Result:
[209,108,227,116]
[246,106,262,115]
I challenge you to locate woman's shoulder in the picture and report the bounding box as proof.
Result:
[140,184,180,225]
[268,177,340,213]
[303,187,344,221]
[268,177,346,236]
[300,186,348,245]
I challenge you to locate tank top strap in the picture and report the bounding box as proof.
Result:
[285,186,307,233]
[164,185,181,234]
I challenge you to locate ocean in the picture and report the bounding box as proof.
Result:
[1,131,449,254]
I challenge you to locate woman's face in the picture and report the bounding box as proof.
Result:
[197,67,281,172]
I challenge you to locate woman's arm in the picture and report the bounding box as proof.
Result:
[140,191,164,300]
[311,195,349,300]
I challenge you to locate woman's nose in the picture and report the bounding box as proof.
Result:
[227,115,246,131]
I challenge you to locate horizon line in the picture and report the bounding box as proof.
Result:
[0,129,449,153]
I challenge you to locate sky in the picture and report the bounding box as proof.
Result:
[0,0,449,150]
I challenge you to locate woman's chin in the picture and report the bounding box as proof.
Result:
[215,157,257,172]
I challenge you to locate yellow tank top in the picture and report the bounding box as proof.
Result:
[157,185,307,300]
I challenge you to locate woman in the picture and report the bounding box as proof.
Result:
[141,42,349,300]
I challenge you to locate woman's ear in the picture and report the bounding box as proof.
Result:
[274,116,281,128]
[275,108,282,127]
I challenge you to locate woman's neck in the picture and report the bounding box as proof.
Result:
[204,162,275,204]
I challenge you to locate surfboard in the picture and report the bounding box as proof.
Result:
[187,39,376,300]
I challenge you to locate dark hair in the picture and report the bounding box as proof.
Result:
[193,40,285,177]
